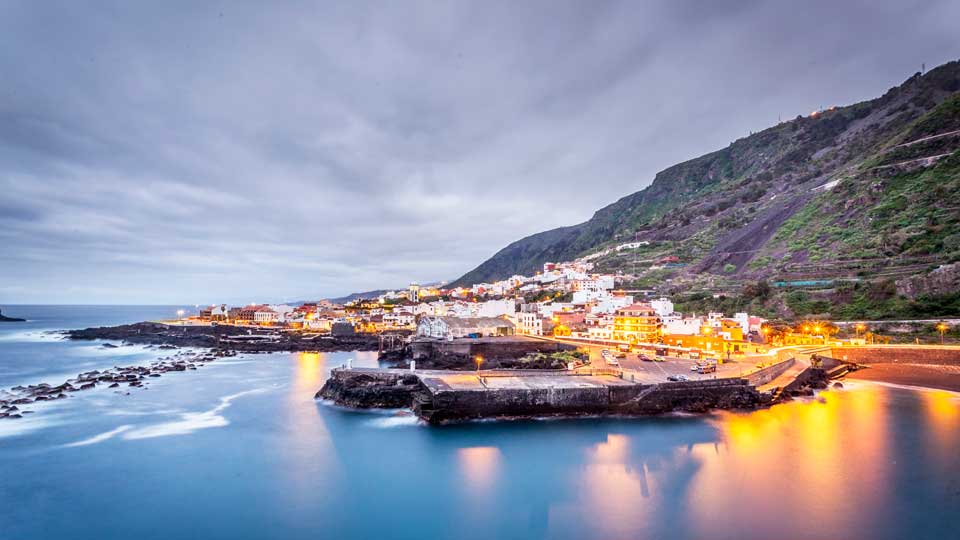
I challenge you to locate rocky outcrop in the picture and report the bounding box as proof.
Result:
[316,370,421,409]
[0,349,237,420]
[0,309,25,322]
[66,322,383,353]
[896,262,960,299]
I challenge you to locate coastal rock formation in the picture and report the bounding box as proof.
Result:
[0,349,238,420]
[0,309,26,322]
[66,322,384,353]
[316,371,421,409]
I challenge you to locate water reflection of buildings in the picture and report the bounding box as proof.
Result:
[458,446,502,497]
[685,386,893,538]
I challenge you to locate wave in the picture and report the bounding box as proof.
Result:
[366,414,421,428]
[62,425,133,447]
[121,388,268,440]
[0,413,64,439]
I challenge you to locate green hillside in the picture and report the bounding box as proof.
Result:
[452,60,960,291]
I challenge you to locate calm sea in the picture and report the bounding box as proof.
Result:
[1,305,958,540]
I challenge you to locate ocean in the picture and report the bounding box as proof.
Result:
[1,305,958,540]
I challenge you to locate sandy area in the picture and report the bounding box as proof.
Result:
[845,363,960,393]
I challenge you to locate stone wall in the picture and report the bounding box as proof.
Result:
[743,358,796,386]
[414,378,760,424]
[829,346,960,366]
[410,337,575,361]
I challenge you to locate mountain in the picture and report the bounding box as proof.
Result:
[452,60,960,291]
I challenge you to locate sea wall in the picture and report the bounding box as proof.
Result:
[829,346,960,366]
[410,337,575,361]
[415,378,761,423]
[743,358,796,386]
[320,369,762,424]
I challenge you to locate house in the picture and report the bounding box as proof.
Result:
[516,311,546,336]
[416,316,515,339]
[200,304,228,321]
[253,306,279,324]
[612,303,661,344]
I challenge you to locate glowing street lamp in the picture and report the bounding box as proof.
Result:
[176,309,185,321]
[475,355,484,374]
[937,322,949,344]
[855,323,866,339]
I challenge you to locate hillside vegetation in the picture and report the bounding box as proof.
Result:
[453,60,960,301]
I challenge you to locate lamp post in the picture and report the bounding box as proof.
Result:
[475,354,484,374]
[855,323,866,340]
[176,309,185,322]
[937,322,949,345]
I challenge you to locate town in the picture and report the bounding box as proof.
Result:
[185,256,919,365]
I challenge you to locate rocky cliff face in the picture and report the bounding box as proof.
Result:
[896,262,960,299]
[452,60,960,288]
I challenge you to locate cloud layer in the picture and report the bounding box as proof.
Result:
[1,1,958,303]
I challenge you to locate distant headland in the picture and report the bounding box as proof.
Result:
[0,309,25,322]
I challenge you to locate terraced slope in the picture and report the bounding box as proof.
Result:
[452,60,960,288]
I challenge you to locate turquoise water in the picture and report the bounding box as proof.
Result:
[1,306,959,540]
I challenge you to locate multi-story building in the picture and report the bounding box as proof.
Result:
[612,303,661,344]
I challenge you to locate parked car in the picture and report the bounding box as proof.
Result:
[690,363,701,371]
[667,374,689,382]
[654,356,665,362]
[697,363,717,374]
[639,354,653,362]
[614,351,626,359]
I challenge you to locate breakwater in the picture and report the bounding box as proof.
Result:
[318,368,763,424]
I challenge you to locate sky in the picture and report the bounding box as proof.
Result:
[1,1,958,304]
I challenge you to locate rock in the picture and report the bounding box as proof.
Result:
[108,383,120,388]
[79,383,96,390]
[832,381,844,388]
[102,343,118,349]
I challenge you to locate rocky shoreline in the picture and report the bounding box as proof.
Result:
[2,321,384,421]
[65,321,383,352]
[0,348,237,419]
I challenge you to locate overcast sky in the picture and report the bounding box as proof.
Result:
[1,1,958,304]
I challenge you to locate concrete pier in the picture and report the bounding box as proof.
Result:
[319,367,765,424]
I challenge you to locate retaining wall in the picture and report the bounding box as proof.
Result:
[829,346,960,366]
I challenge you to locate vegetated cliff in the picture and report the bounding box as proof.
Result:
[452,60,960,288]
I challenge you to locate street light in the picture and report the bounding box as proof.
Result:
[855,323,866,339]
[176,309,185,322]
[475,355,484,374]
[937,322,949,344]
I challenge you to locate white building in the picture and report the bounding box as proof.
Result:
[662,314,701,335]
[253,307,279,324]
[268,304,295,322]
[478,299,516,318]
[384,311,416,328]
[649,298,675,317]
[516,311,545,336]
[416,316,515,340]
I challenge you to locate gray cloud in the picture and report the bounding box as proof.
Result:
[1,0,958,303]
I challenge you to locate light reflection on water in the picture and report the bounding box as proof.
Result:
[3,344,959,540]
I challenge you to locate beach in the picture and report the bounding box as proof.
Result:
[845,363,960,393]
